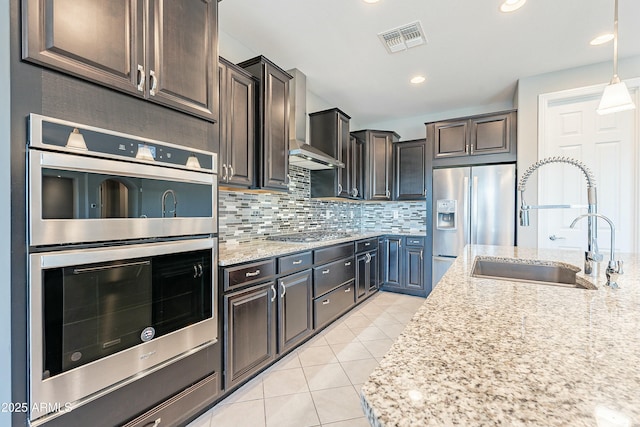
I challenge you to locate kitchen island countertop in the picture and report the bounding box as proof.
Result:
[361,244,640,426]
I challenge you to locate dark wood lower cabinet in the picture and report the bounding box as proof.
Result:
[278,270,313,353]
[380,236,427,297]
[356,250,378,302]
[224,282,277,390]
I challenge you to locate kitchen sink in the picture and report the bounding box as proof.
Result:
[471,256,594,289]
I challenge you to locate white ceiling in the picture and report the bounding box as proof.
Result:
[218,0,640,127]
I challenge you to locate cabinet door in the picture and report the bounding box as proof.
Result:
[337,114,351,197]
[381,237,402,287]
[226,66,255,187]
[224,282,277,389]
[369,132,392,200]
[147,0,218,121]
[351,137,364,199]
[367,250,379,294]
[261,63,290,190]
[22,0,142,95]
[404,247,425,291]
[394,139,427,200]
[433,120,468,159]
[355,253,368,301]
[470,113,511,155]
[278,270,313,353]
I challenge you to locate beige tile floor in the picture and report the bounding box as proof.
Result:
[187,291,425,427]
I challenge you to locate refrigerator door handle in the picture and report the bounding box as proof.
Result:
[472,175,479,245]
[463,176,470,245]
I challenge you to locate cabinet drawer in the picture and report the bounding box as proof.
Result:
[314,281,355,329]
[405,236,425,247]
[278,251,313,275]
[123,373,219,427]
[314,242,354,265]
[355,238,377,253]
[314,257,355,297]
[223,259,276,291]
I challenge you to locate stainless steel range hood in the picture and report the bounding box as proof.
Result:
[288,69,344,170]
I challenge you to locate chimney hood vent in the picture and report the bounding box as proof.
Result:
[287,68,344,170]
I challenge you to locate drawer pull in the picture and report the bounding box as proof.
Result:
[344,262,351,266]
[345,287,351,293]
[245,269,261,277]
[364,242,371,246]
[322,299,331,305]
[322,269,330,274]
[292,260,303,265]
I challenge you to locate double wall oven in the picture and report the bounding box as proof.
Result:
[27,114,218,424]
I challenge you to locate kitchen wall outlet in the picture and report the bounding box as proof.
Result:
[393,210,399,220]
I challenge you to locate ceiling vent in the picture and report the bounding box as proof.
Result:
[378,21,426,54]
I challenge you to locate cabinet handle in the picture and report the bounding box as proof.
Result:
[352,188,358,197]
[193,264,199,278]
[197,263,203,278]
[292,260,303,265]
[270,284,277,302]
[322,269,330,274]
[245,269,261,277]
[423,188,427,197]
[149,69,159,96]
[286,173,292,185]
[344,261,351,266]
[322,299,331,305]
[136,64,146,92]
[337,184,343,194]
[229,165,235,179]
[386,189,391,198]
[345,287,351,293]
[420,250,423,260]
[143,418,162,427]
[222,164,228,181]
[280,282,286,298]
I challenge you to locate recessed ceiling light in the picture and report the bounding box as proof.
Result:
[590,33,614,45]
[410,75,426,84]
[500,0,526,13]
[363,0,379,3]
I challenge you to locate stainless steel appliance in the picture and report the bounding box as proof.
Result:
[432,164,516,285]
[27,115,218,424]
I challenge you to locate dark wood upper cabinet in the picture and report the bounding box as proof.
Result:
[393,138,427,200]
[428,111,516,166]
[218,57,255,188]
[309,108,359,199]
[22,0,218,122]
[239,56,292,191]
[352,130,399,201]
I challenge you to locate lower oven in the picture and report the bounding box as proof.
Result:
[28,237,217,422]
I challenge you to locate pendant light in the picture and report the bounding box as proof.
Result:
[597,0,636,115]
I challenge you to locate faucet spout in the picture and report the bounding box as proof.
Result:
[162,189,177,218]
[570,213,622,288]
[518,156,601,275]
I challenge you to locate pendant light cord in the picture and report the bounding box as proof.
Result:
[612,0,620,82]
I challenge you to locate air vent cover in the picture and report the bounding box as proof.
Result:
[378,21,426,54]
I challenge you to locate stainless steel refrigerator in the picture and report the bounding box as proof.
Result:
[432,164,516,285]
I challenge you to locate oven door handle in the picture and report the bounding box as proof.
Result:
[73,260,151,274]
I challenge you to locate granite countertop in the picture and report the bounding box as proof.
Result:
[361,245,640,426]
[219,232,393,266]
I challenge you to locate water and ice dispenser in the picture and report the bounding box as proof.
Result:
[436,199,457,230]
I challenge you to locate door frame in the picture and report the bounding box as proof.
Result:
[537,77,640,252]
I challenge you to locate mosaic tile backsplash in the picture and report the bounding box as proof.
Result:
[219,165,427,244]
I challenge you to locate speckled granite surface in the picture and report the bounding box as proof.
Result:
[361,245,640,427]
[218,232,388,266]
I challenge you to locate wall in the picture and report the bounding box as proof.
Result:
[516,55,640,248]
[219,165,426,243]
[0,0,11,423]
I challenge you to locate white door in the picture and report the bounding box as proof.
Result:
[538,81,639,254]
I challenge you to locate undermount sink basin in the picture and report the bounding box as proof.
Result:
[471,256,594,289]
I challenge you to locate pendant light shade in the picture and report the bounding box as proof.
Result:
[597,0,635,115]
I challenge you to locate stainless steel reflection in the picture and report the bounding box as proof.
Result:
[432,164,516,285]
[29,150,216,246]
[28,238,218,422]
[162,189,177,218]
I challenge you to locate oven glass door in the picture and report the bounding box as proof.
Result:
[42,250,212,378]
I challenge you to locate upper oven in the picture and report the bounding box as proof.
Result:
[27,114,217,247]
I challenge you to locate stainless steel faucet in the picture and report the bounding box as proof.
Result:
[162,189,177,218]
[570,213,623,288]
[518,156,602,275]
